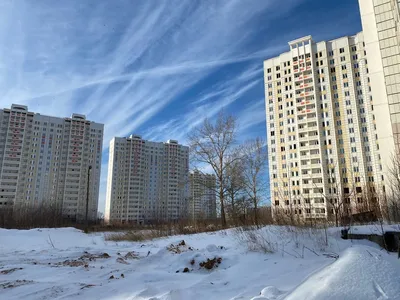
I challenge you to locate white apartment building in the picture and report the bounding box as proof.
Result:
[105,135,189,223]
[0,104,104,221]
[189,171,217,220]
[264,34,384,221]
[359,0,400,192]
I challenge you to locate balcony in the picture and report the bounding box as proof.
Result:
[306,116,317,123]
[298,126,311,133]
[310,163,322,169]
[297,99,312,107]
[301,183,314,189]
[299,135,309,142]
[307,142,320,149]
[298,107,316,116]
[310,153,321,159]
[295,75,303,82]
[298,118,307,124]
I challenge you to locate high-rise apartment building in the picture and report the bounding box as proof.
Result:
[264,34,384,221]
[105,135,189,223]
[358,0,400,187]
[189,171,217,220]
[0,104,103,220]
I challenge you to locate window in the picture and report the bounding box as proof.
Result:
[339,48,345,53]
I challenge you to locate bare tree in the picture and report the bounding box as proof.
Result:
[241,138,268,227]
[188,112,238,227]
[384,153,400,222]
[312,160,346,227]
[225,151,246,223]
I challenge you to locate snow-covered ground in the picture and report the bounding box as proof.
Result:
[0,225,399,300]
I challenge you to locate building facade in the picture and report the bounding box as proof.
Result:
[105,135,189,223]
[0,104,103,221]
[264,34,384,221]
[189,171,216,220]
[358,0,400,190]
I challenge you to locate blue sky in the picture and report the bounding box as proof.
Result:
[0,0,362,213]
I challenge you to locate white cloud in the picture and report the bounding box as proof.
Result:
[238,99,267,134]
[0,0,305,213]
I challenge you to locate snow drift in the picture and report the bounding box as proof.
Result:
[1,226,400,300]
[285,246,400,300]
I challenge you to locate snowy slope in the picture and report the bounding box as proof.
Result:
[284,246,400,300]
[0,226,399,300]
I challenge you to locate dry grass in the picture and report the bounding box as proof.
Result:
[104,220,223,241]
[105,230,164,242]
[234,226,276,253]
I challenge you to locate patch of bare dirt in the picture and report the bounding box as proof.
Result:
[199,257,222,270]
[116,257,129,265]
[0,267,23,275]
[57,260,87,267]
[167,240,193,254]
[54,251,110,267]
[123,251,139,259]
[0,280,34,289]
[80,252,110,261]
[80,284,96,290]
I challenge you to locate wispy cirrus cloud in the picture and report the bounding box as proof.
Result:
[0,0,320,212]
[143,64,263,143]
[238,100,267,135]
[0,0,300,138]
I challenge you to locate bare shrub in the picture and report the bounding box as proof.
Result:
[234,226,276,253]
[282,225,331,253]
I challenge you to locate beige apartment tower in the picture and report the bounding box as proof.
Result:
[0,104,104,221]
[105,135,189,223]
[264,34,384,221]
[189,171,217,220]
[358,0,400,192]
